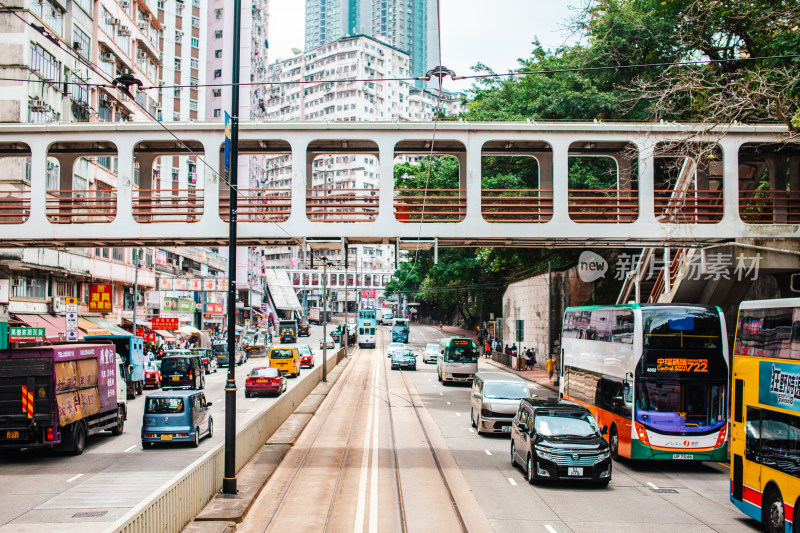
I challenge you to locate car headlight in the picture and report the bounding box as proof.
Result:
[534,446,552,461]
[597,450,610,461]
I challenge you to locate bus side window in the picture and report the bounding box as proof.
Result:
[734,379,744,423]
[745,407,760,461]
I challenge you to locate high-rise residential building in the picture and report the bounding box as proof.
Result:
[304,0,439,82]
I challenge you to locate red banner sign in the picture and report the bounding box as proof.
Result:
[205,302,223,314]
[136,328,156,343]
[362,289,376,298]
[152,317,179,330]
[88,284,113,312]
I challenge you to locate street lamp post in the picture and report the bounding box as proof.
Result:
[222,0,243,495]
[321,259,328,382]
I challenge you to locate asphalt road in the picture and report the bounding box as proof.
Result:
[0,324,337,532]
[402,325,761,533]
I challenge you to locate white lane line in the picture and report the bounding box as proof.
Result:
[439,392,443,396]
[249,398,257,402]
[455,413,461,417]
[484,449,492,456]
[545,525,558,533]
[468,428,474,433]
[66,474,83,483]
[368,392,380,533]
[446,401,451,405]
[217,398,223,403]
[647,481,660,490]
[353,372,374,533]
[124,445,137,452]
[507,477,517,486]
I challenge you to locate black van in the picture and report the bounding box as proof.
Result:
[160,352,205,390]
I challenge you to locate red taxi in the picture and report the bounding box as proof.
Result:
[297,344,316,368]
[244,367,287,397]
[144,360,162,389]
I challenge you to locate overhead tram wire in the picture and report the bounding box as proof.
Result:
[0,0,298,244]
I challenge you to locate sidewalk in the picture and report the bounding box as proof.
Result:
[434,324,559,394]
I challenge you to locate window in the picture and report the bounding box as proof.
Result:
[214,49,222,58]
[74,0,91,14]
[190,37,199,48]
[175,30,183,42]
[11,277,47,299]
[112,248,125,261]
[213,69,221,79]
[215,8,223,19]
[189,100,197,112]
[189,76,198,88]
[212,88,221,97]
[72,25,91,60]
[174,58,181,71]
[191,16,200,28]
[213,108,221,118]
[70,73,89,105]
[30,42,61,85]
[190,58,198,70]
[31,0,63,35]
[214,30,222,38]
[174,87,181,98]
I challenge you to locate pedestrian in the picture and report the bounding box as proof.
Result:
[485,340,491,357]
[546,354,555,381]
[511,343,518,357]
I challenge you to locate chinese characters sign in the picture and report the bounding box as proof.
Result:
[9,327,46,342]
[89,284,113,312]
[152,317,179,330]
[654,358,709,373]
[760,361,800,412]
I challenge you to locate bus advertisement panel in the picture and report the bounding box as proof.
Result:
[730,298,800,533]
[560,304,728,461]
[357,309,376,349]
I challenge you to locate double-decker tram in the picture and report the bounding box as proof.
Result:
[560,304,728,461]
[730,298,800,533]
[437,337,479,384]
[357,309,376,349]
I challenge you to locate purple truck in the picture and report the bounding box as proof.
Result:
[0,343,127,455]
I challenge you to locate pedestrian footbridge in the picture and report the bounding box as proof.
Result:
[0,121,797,248]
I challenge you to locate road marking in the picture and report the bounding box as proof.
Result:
[249,398,257,402]
[369,394,380,533]
[507,477,517,486]
[124,445,137,452]
[544,525,558,533]
[353,372,375,533]
[446,401,451,405]
[485,449,492,456]
[439,392,443,396]
[455,413,461,417]
[716,462,730,469]
[66,474,83,483]
[217,398,223,403]
[647,482,660,490]
[468,428,474,433]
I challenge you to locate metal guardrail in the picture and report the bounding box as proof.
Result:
[490,350,513,368]
[110,347,347,533]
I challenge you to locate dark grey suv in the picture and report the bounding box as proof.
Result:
[511,399,612,487]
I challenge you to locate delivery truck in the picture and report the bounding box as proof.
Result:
[278,319,298,343]
[392,318,409,343]
[376,308,394,326]
[83,334,144,399]
[0,343,127,455]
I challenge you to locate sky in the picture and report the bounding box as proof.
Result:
[268,0,582,93]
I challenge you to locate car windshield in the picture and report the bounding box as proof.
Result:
[534,410,600,438]
[145,361,159,371]
[642,308,722,350]
[483,382,530,400]
[161,358,190,373]
[297,346,311,356]
[635,380,726,433]
[212,344,226,354]
[425,344,438,353]
[393,349,414,358]
[146,397,184,414]
[444,345,478,364]
[251,367,279,377]
[271,349,294,359]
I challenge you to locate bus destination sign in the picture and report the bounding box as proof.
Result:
[650,358,709,373]
[454,339,470,346]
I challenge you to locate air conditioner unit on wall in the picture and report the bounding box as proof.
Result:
[51,296,65,314]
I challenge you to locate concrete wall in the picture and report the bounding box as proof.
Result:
[501,266,593,368]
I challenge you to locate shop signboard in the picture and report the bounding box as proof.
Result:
[9,327,46,343]
[152,317,179,330]
[88,284,113,312]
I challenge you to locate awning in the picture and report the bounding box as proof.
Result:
[85,316,132,336]
[155,330,176,341]
[14,314,66,341]
[264,270,302,311]
[250,307,267,317]
[78,316,110,336]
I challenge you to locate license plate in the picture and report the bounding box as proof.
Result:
[501,426,511,433]
[172,376,180,381]
[5,431,19,439]
[257,379,269,383]
[567,467,583,476]
[673,454,693,460]
[160,434,173,441]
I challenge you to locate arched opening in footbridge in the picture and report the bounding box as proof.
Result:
[739,142,800,224]
[47,141,118,223]
[568,141,639,223]
[479,140,552,223]
[654,142,724,224]
[306,139,380,222]
[0,143,31,224]
[221,139,292,222]
[393,139,466,222]
[133,140,205,223]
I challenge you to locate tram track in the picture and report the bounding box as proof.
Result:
[378,328,469,533]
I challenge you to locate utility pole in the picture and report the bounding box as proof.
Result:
[132,248,140,340]
[322,259,328,382]
[222,0,242,496]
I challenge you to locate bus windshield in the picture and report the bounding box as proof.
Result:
[445,345,478,363]
[642,308,722,350]
[635,380,726,433]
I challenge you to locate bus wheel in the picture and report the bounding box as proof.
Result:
[609,426,619,460]
[764,488,785,533]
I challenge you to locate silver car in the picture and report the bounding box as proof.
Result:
[423,343,439,364]
[471,372,533,435]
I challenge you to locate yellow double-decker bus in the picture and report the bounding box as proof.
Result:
[731,298,800,533]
